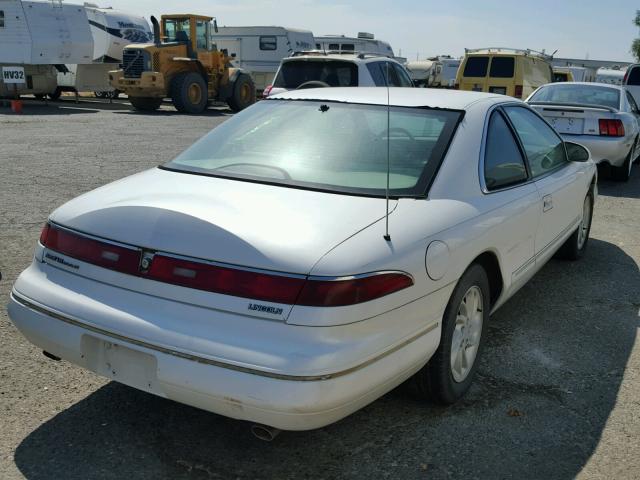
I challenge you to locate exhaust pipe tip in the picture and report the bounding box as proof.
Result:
[43,351,61,361]
[250,424,281,442]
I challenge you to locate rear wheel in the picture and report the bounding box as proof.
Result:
[557,190,594,260]
[612,140,636,181]
[408,264,489,404]
[129,96,162,111]
[227,73,256,112]
[171,72,208,114]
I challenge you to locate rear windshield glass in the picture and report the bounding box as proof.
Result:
[489,57,515,78]
[463,56,489,77]
[627,67,640,86]
[273,60,358,88]
[164,100,462,197]
[529,84,621,110]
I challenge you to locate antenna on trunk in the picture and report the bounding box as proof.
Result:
[384,62,391,242]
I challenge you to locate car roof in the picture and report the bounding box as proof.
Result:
[283,53,399,64]
[538,82,626,92]
[268,87,510,110]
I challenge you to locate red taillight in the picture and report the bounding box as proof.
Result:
[147,255,306,304]
[39,223,51,245]
[599,119,625,137]
[41,223,140,275]
[514,85,523,99]
[40,223,414,307]
[297,273,414,307]
[263,85,273,97]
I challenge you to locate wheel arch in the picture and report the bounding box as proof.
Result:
[469,250,503,308]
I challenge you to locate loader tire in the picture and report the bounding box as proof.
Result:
[171,72,208,114]
[129,97,162,111]
[227,73,256,112]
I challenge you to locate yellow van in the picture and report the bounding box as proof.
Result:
[552,67,575,83]
[455,48,553,99]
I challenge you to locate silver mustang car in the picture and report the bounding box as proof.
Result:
[526,82,640,181]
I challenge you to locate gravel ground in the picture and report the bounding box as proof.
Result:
[1,98,639,480]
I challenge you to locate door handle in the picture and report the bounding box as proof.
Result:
[543,195,553,212]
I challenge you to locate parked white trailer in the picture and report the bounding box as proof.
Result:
[57,5,151,96]
[596,67,626,85]
[0,0,93,96]
[406,60,434,87]
[0,0,92,64]
[212,26,315,92]
[315,33,395,58]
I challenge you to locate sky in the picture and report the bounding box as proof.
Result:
[104,0,639,62]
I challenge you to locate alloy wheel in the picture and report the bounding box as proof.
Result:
[450,286,484,383]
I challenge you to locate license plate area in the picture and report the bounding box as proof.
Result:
[82,335,163,395]
[489,86,507,95]
[548,117,584,134]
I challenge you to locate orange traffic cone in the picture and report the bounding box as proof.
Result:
[10,100,23,114]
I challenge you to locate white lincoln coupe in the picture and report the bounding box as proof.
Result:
[8,88,596,437]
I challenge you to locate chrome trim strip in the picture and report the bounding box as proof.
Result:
[49,221,141,251]
[11,292,439,382]
[307,270,415,282]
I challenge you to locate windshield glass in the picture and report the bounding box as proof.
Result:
[163,19,190,43]
[164,100,462,197]
[273,61,358,88]
[530,84,621,110]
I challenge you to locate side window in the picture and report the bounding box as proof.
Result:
[484,111,528,190]
[328,43,339,51]
[627,66,640,86]
[0,11,4,28]
[259,36,277,51]
[626,91,639,113]
[341,44,355,51]
[504,106,568,178]
[392,63,413,87]
[195,20,208,50]
[366,62,387,86]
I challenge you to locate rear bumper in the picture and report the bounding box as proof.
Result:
[562,134,634,167]
[109,70,166,97]
[7,261,444,430]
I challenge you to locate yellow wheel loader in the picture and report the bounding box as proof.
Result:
[110,14,256,113]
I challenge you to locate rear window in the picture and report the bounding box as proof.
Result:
[463,57,489,77]
[164,100,463,197]
[490,57,515,78]
[627,66,640,86]
[529,84,621,110]
[274,60,358,88]
[259,36,277,51]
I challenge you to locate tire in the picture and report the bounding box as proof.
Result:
[94,91,105,99]
[129,96,162,111]
[556,190,594,261]
[408,264,490,404]
[227,73,256,112]
[633,136,640,165]
[171,72,208,114]
[48,87,62,101]
[612,141,635,181]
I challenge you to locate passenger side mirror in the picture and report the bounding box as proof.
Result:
[565,141,590,162]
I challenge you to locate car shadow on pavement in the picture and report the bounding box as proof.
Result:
[13,239,639,480]
[595,163,640,199]
[0,104,102,116]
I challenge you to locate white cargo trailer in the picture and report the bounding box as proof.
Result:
[0,0,93,64]
[315,33,395,58]
[212,26,315,92]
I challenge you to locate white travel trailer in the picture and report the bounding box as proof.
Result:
[406,57,460,88]
[315,33,395,58]
[57,5,151,96]
[212,26,315,92]
[596,67,627,85]
[405,60,434,87]
[0,0,93,96]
